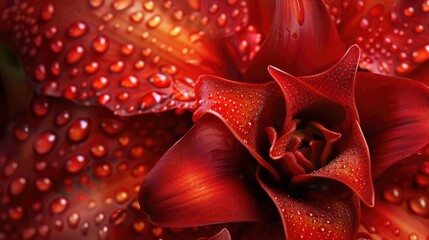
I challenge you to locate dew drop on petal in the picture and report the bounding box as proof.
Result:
[50,197,69,214]
[66,118,91,143]
[34,131,57,155]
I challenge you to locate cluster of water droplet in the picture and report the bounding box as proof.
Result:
[324,0,429,76]
[0,95,197,239]
[0,0,258,116]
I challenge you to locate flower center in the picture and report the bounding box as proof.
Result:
[274,119,341,178]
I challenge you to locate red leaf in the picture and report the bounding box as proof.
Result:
[244,0,345,83]
[139,114,270,228]
[358,153,429,240]
[324,0,429,77]
[355,72,429,178]
[0,95,200,239]
[0,0,258,116]
[257,167,361,240]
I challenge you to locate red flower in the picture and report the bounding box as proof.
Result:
[1,0,429,239]
[139,45,429,239]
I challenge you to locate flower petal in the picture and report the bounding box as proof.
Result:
[359,153,429,240]
[293,120,375,207]
[257,168,361,240]
[139,114,270,228]
[244,0,345,83]
[0,94,196,239]
[355,71,429,178]
[207,228,231,240]
[195,74,283,180]
[324,0,429,77]
[0,0,254,116]
[299,45,361,118]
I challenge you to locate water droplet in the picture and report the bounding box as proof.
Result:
[360,17,369,29]
[41,3,55,21]
[169,26,181,37]
[403,7,415,17]
[98,225,109,240]
[411,45,429,64]
[148,73,171,88]
[94,212,105,225]
[408,196,429,217]
[138,92,164,110]
[129,144,145,158]
[120,43,135,56]
[66,154,88,174]
[90,144,108,158]
[66,118,91,143]
[92,76,109,90]
[66,45,86,64]
[111,0,133,11]
[94,162,112,178]
[14,124,30,141]
[109,208,127,225]
[115,189,129,204]
[134,60,145,70]
[9,177,27,196]
[93,36,109,54]
[147,15,161,28]
[120,75,140,88]
[81,221,90,236]
[216,13,227,27]
[130,11,144,23]
[63,84,79,100]
[100,119,124,135]
[415,174,429,188]
[382,186,403,204]
[84,61,99,75]
[68,211,80,228]
[89,0,104,8]
[34,130,57,155]
[50,197,69,214]
[34,64,47,81]
[32,97,50,116]
[109,60,125,73]
[395,62,410,74]
[409,233,419,240]
[143,0,155,11]
[36,177,52,192]
[38,224,50,237]
[54,110,71,126]
[188,0,200,10]
[133,220,145,234]
[67,21,89,38]
[9,205,25,220]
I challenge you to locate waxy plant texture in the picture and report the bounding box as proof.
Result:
[0,0,428,239]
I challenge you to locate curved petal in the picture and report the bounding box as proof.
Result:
[139,114,270,228]
[355,71,429,178]
[359,154,429,240]
[257,168,361,240]
[207,228,231,240]
[195,74,283,180]
[324,0,429,77]
[267,66,349,147]
[0,0,255,116]
[293,120,375,207]
[244,0,345,83]
[299,45,361,118]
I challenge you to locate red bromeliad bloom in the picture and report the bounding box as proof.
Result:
[139,45,429,239]
[0,0,429,240]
